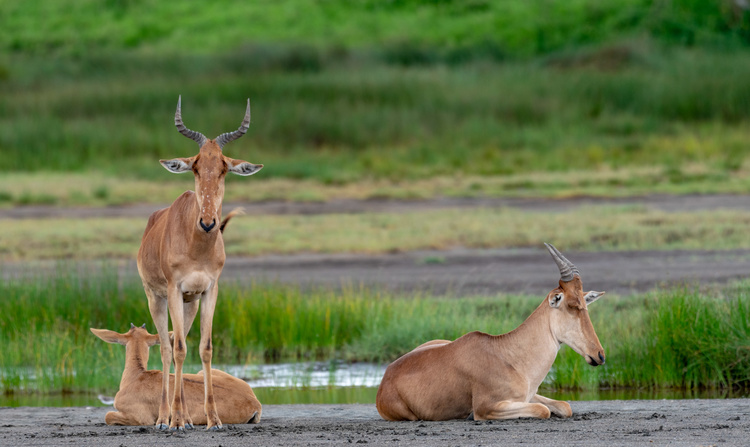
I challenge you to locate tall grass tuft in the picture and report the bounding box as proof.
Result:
[2,269,749,394]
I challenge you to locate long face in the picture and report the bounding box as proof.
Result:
[543,243,606,367]
[547,276,606,366]
[160,142,261,233]
[160,97,263,234]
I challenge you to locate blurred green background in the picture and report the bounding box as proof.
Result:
[1,0,750,199]
[3,0,750,403]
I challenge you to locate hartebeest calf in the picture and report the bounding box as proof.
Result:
[137,97,262,430]
[91,324,261,426]
[376,243,606,421]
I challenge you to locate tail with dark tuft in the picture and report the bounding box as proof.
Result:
[220,208,245,233]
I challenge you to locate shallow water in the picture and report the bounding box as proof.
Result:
[1,361,747,407]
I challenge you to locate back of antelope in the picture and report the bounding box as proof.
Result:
[376,243,606,421]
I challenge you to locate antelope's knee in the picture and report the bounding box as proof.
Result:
[160,343,173,362]
[173,338,187,362]
[199,340,213,363]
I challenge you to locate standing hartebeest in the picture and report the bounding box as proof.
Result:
[376,243,606,421]
[137,96,263,431]
[91,324,261,426]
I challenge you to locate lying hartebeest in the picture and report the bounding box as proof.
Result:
[376,243,606,421]
[137,97,262,430]
[91,324,261,426]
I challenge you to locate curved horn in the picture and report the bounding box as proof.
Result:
[215,99,251,149]
[550,244,581,278]
[130,322,135,329]
[175,95,207,148]
[544,243,580,282]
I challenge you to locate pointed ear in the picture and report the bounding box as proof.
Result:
[160,157,194,174]
[584,291,606,305]
[226,157,263,176]
[90,328,127,345]
[147,334,161,347]
[549,292,563,308]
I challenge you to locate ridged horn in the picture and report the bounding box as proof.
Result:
[550,244,581,278]
[215,99,251,149]
[544,243,580,282]
[175,95,207,148]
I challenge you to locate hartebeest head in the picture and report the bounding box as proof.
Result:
[91,323,161,367]
[160,96,263,234]
[544,243,606,367]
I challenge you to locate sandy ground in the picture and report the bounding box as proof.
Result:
[2,400,749,446]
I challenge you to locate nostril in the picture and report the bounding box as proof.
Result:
[199,218,216,232]
[599,352,605,364]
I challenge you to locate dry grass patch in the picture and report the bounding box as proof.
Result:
[3,206,750,260]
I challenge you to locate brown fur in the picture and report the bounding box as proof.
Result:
[376,275,605,421]
[138,119,262,430]
[91,326,261,426]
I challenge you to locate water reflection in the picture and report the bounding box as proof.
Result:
[1,361,747,407]
[221,361,386,388]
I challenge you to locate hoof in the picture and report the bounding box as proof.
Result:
[156,423,169,430]
[207,424,224,431]
[170,426,185,432]
[185,422,194,430]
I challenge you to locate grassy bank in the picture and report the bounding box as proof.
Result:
[3,44,750,185]
[5,1,748,57]
[3,2,750,200]
[1,269,748,395]
[4,205,750,260]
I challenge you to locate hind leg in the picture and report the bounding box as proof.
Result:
[376,384,418,421]
[531,393,572,418]
[105,411,153,426]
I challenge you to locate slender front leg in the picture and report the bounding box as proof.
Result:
[180,300,200,430]
[199,286,223,430]
[531,393,572,418]
[146,290,171,430]
[168,286,188,431]
[473,400,551,420]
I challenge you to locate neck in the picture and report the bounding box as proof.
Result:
[120,344,148,388]
[493,301,560,391]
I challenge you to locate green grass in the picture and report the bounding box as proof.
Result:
[1,268,749,395]
[2,1,750,195]
[4,205,750,260]
[3,1,748,57]
[2,44,750,185]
